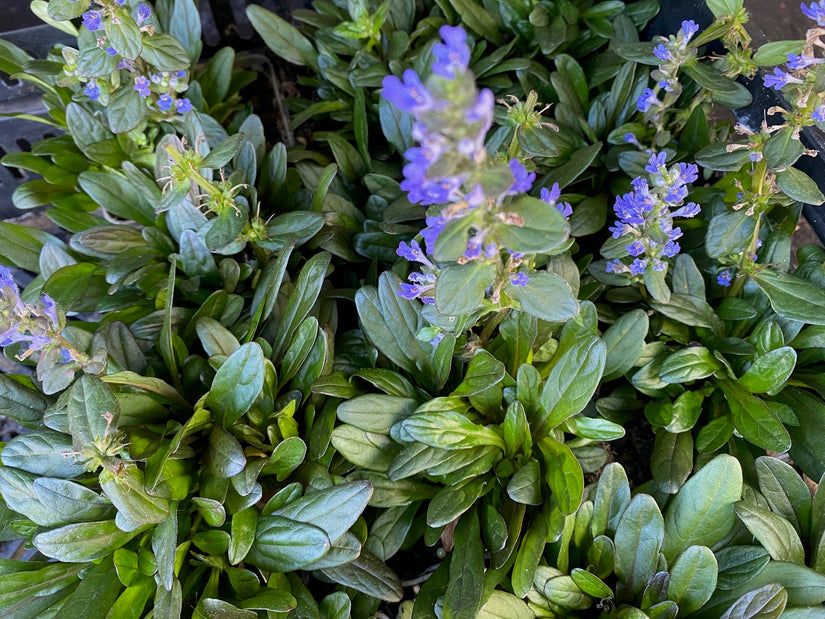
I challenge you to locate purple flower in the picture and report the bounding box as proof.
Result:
[717,270,733,287]
[654,44,673,62]
[510,272,529,286]
[105,46,118,56]
[175,98,193,114]
[658,79,675,92]
[645,152,668,175]
[137,3,152,25]
[626,240,645,256]
[680,20,699,41]
[83,81,100,101]
[787,53,821,69]
[624,133,641,146]
[463,235,483,260]
[750,151,763,162]
[629,258,648,275]
[671,202,701,218]
[397,239,434,268]
[41,295,59,326]
[382,70,435,115]
[133,76,151,97]
[421,215,446,254]
[637,88,660,113]
[802,2,825,25]
[652,259,665,272]
[82,10,103,31]
[432,25,471,79]
[606,259,623,274]
[764,67,803,90]
[813,105,825,122]
[540,183,572,218]
[174,71,187,79]
[662,240,680,257]
[157,94,174,112]
[399,268,437,303]
[507,159,535,194]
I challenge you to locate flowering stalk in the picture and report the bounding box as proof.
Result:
[382,26,570,309]
[0,267,104,393]
[605,153,701,278]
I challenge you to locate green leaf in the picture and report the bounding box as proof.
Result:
[683,62,751,108]
[706,0,743,16]
[719,381,791,452]
[0,561,84,609]
[320,548,403,602]
[651,430,693,494]
[538,437,584,515]
[1,430,85,478]
[273,482,372,544]
[401,412,504,451]
[207,343,265,426]
[735,502,805,564]
[272,252,330,360]
[737,347,796,394]
[337,395,417,434]
[649,294,724,334]
[206,426,247,478]
[511,512,548,597]
[715,545,771,591]
[535,335,606,439]
[706,209,757,258]
[247,515,330,572]
[66,375,120,452]
[659,347,720,383]
[78,172,154,226]
[444,510,484,619]
[100,467,169,531]
[140,33,190,71]
[755,456,811,538]
[452,350,506,396]
[591,462,631,538]
[667,545,717,614]
[246,5,319,71]
[239,589,296,612]
[602,310,649,381]
[477,590,533,618]
[0,375,49,429]
[507,459,542,505]
[495,196,570,253]
[776,167,825,205]
[33,519,142,562]
[104,12,141,59]
[0,222,64,272]
[48,0,89,20]
[753,40,806,66]
[106,86,145,134]
[753,268,825,325]
[434,262,496,316]
[447,0,502,43]
[152,506,177,592]
[614,494,664,597]
[719,583,787,619]
[764,127,805,169]
[229,508,258,565]
[662,454,742,563]
[507,271,579,322]
[58,555,122,615]
[715,561,825,609]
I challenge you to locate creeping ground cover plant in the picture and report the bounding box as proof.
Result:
[0,0,824,616]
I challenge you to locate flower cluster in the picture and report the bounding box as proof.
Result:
[0,267,105,392]
[762,5,825,126]
[637,20,699,116]
[606,153,701,276]
[383,26,544,303]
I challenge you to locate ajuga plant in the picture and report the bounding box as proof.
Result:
[3,0,825,617]
[0,0,404,617]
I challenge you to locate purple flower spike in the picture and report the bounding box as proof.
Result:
[432,25,471,79]
[509,272,529,287]
[802,2,825,25]
[813,105,825,122]
[381,70,435,115]
[645,152,668,175]
[626,240,645,256]
[82,10,103,31]
[787,53,821,69]
[397,239,434,268]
